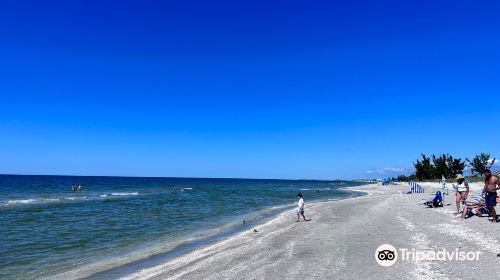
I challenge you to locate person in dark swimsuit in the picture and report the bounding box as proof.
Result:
[483,169,500,223]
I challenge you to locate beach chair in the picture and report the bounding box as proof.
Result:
[409,181,424,193]
[466,192,483,205]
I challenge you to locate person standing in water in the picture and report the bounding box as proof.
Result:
[296,193,309,222]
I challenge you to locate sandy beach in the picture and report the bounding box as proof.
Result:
[118,183,500,280]
[3,1,499,279]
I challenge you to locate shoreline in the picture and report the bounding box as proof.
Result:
[43,185,366,280]
[113,185,375,280]
[79,205,297,280]
[43,204,295,280]
[115,183,500,280]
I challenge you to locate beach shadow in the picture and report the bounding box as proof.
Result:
[486,215,500,223]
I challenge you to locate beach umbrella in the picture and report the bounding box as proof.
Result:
[440,175,448,196]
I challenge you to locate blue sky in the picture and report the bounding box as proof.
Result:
[0,0,499,179]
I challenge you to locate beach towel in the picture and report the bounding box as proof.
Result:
[467,192,483,204]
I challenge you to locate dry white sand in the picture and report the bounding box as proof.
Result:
[119,183,500,280]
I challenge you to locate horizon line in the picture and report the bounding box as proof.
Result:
[0,173,353,182]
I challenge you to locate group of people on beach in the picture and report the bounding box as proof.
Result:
[454,169,500,223]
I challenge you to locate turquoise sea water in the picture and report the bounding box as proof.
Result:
[0,175,365,279]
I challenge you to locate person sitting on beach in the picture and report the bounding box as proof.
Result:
[483,169,500,223]
[461,195,500,219]
[424,191,443,208]
[461,196,486,219]
[461,203,489,219]
[453,174,469,214]
[296,193,309,222]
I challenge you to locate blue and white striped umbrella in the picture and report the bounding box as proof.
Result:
[409,181,424,193]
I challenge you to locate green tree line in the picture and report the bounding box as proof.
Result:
[399,153,496,182]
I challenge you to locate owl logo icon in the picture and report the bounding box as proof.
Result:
[375,244,398,267]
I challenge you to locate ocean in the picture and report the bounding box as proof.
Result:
[0,175,365,279]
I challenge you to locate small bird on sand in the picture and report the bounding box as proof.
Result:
[253,228,259,233]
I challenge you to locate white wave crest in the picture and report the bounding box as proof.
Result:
[110,192,139,196]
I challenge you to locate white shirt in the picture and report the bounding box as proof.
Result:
[298,198,304,210]
[456,182,467,192]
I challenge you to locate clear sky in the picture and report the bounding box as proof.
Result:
[0,0,499,179]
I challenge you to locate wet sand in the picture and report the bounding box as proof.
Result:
[119,183,500,280]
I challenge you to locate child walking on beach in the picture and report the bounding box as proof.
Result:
[296,193,309,222]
